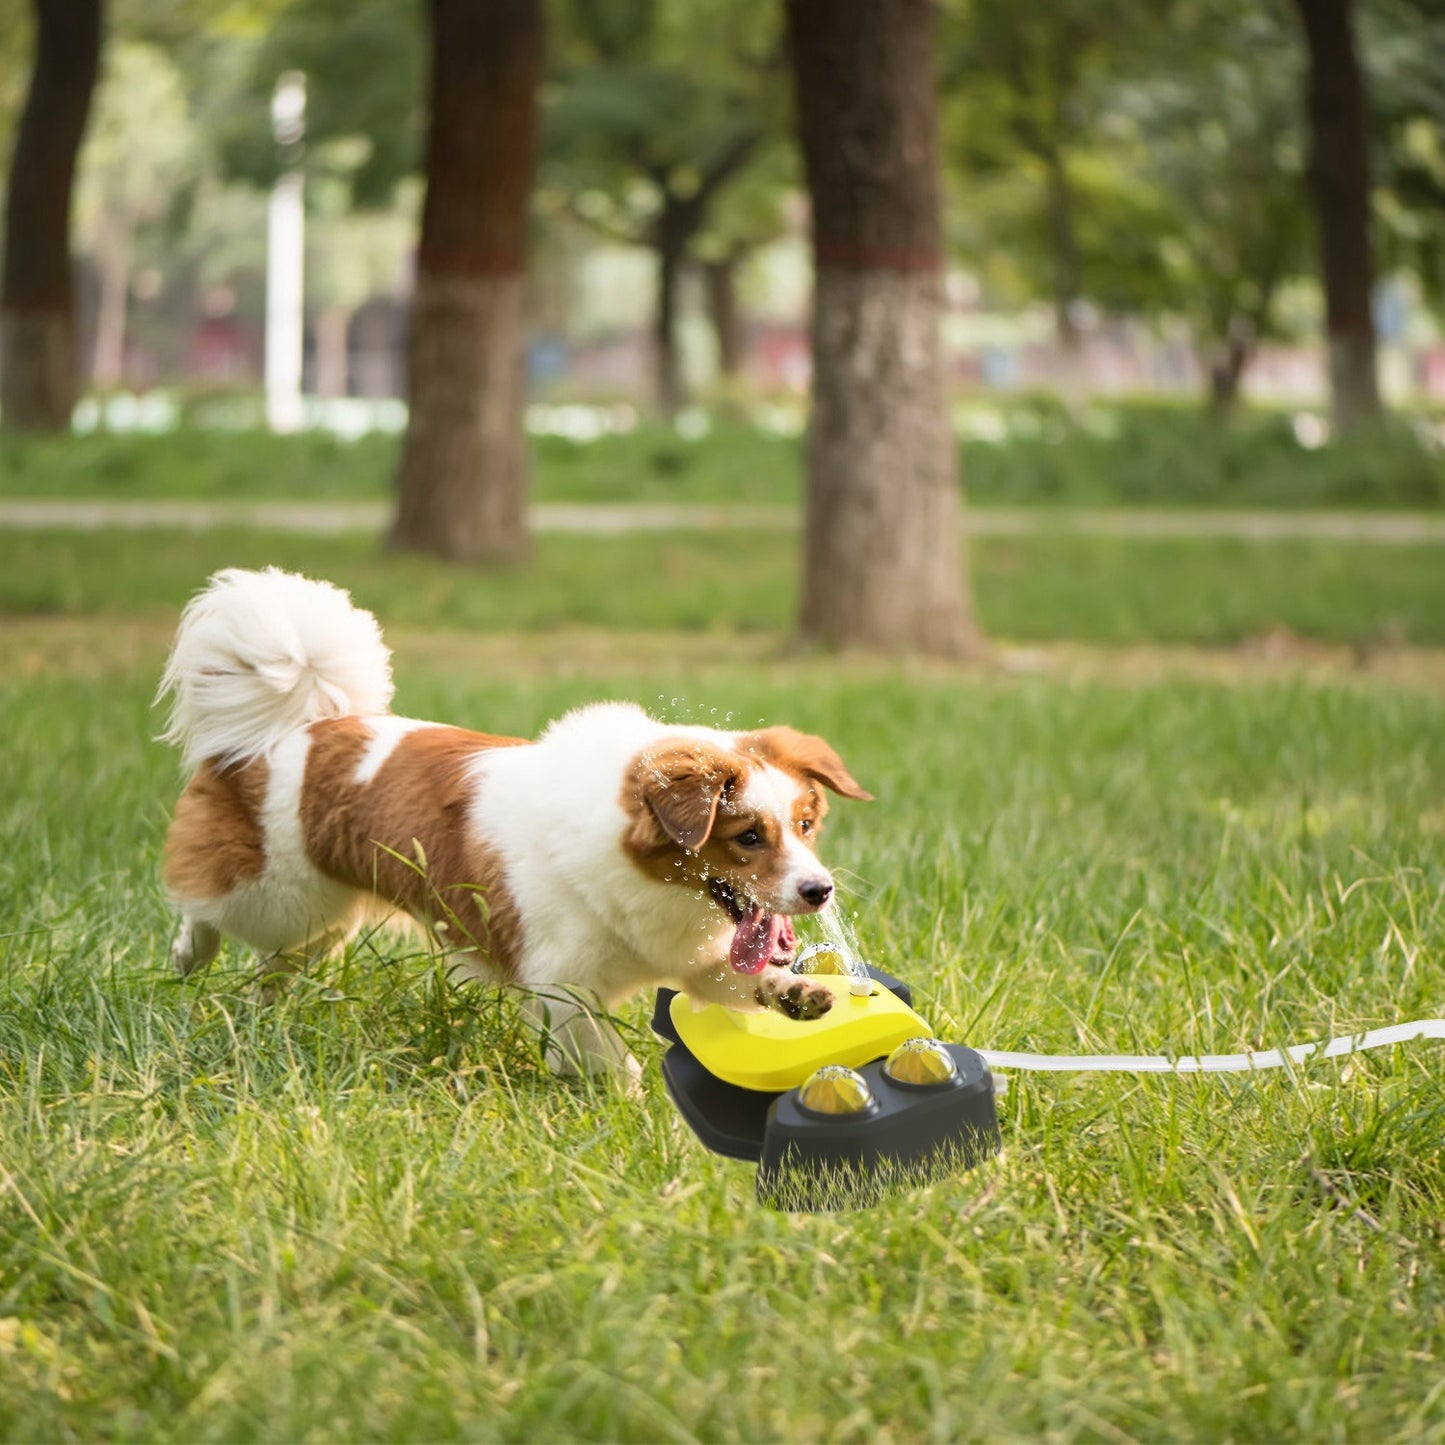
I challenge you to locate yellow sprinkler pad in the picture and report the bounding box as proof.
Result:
[669,974,933,1093]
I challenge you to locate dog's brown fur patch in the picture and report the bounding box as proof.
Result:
[299,718,528,975]
[619,736,826,913]
[620,731,854,894]
[736,725,873,801]
[621,739,746,857]
[164,758,270,900]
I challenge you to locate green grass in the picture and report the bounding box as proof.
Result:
[2,401,1441,508]
[0,427,401,503]
[0,424,796,508]
[960,397,1445,509]
[5,524,1445,646]
[3,623,1445,1440]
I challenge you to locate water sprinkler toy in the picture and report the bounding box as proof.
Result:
[654,942,1445,1212]
[652,944,1001,1210]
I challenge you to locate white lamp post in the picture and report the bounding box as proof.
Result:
[266,72,306,434]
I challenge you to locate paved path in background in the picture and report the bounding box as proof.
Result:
[3,498,1445,542]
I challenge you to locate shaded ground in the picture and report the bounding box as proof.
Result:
[10,614,1445,694]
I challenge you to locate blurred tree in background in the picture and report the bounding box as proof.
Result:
[544,0,786,416]
[1104,4,1315,413]
[1367,0,1445,314]
[1291,0,1383,430]
[788,0,980,657]
[77,41,194,389]
[389,0,544,563]
[943,0,1316,413]
[943,0,1148,359]
[1,0,102,432]
[305,175,415,399]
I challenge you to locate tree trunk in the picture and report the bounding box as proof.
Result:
[0,0,103,432]
[786,0,980,657]
[1042,145,1082,354]
[91,216,131,390]
[653,228,687,418]
[391,0,543,563]
[315,303,352,399]
[1206,324,1252,416]
[704,255,745,380]
[1292,0,1381,432]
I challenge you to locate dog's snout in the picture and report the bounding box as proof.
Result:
[798,877,833,908]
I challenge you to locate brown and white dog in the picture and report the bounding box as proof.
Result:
[158,568,871,1082]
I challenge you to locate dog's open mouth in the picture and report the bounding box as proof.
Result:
[709,878,796,975]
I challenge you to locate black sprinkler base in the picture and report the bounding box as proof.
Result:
[652,968,1001,1210]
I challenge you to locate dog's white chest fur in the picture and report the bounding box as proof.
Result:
[470,703,736,1001]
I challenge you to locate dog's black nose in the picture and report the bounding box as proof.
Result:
[799,878,833,908]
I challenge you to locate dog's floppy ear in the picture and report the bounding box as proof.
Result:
[737,725,873,801]
[628,741,740,851]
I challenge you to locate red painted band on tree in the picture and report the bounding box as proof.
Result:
[415,244,527,277]
[814,239,943,273]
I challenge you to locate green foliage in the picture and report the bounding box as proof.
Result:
[79,42,195,233]
[1097,10,1314,345]
[546,0,784,192]
[0,0,32,160]
[942,0,1173,319]
[210,0,423,206]
[943,0,1316,369]
[75,37,200,367]
[1366,0,1445,306]
[3,408,1441,511]
[940,0,1443,375]
[3,624,1445,1438]
[962,400,1445,509]
[542,0,788,255]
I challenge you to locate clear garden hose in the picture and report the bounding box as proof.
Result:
[975,1017,1445,1074]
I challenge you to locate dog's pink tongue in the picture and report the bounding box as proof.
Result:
[730,904,785,975]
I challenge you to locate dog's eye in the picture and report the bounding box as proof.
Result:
[736,829,762,848]
[800,819,814,835]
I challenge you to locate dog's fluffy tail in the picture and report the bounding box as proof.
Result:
[158,567,393,773]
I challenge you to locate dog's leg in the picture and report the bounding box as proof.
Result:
[521,988,643,1095]
[445,951,507,987]
[254,949,307,1005]
[753,966,835,1020]
[171,916,222,977]
[251,920,358,1004]
[680,962,835,1021]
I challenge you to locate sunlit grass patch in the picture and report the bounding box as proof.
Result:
[7,524,1445,645]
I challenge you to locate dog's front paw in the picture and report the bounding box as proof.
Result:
[757,974,834,1021]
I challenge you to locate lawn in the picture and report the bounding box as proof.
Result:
[6,524,1445,647]
[2,576,1444,1438]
